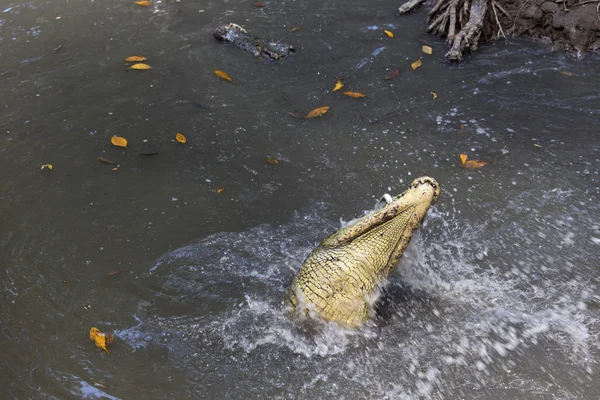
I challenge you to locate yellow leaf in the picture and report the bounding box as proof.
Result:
[89,327,109,354]
[135,1,152,6]
[111,136,128,148]
[129,63,152,70]
[214,70,232,82]
[533,144,542,148]
[559,71,573,77]
[431,92,437,99]
[305,106,330,119]
[41,164,53,170]
[175,133,187,144]
[343,91,366,98]
[217,188,225,194]
[266,157,279,165]
[411,58,422,70]
[463,160,489,168]
[384,30,394,38]
[125,56,147,62]
[290,26,301,32]
[459,154,468,165]
[332,79,344,92]
[422,45,433,55]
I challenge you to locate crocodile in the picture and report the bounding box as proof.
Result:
[213,23,295,60]
[285,177,440,328]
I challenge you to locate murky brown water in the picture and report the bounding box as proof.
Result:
[1,0,599,399]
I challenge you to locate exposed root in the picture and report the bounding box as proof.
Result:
[398,0,426,14]
[425,0,512,62]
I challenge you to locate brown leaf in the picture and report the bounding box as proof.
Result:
[305,106,330,119]
[108,270,121,277]
[290,26,301,32]
[560,71,574,77]
[175,133,187,144]
[384,68,400,80]
[266,157,279,165]
[343,91,366,98]
[255,1,265,7]
[384,30,394,38]
[217,188,225,194]
[106,334,115,346]
[411,58,422,70]
[111,136,128,148]
[129,63,152,70]
[214,70,232,82]
[89,327,109,354]
[422,45,433,55]
[98,157,115,165]
[332,79,344,92]
[288,111,306,119]
[135,1,152,6]
[462,160,489,168]
[124,56,147,62]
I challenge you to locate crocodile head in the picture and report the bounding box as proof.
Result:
[285,177,440,327]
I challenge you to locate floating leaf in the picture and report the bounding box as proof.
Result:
[422,45,433,55]
[94,382,109,389]
[343,91,366,98]
[332,79,344,92]
[255,1,265,7]
[411,58,422,70]
[89,327,109,354]
[384,68,400,80]
[108,270,121,277]
[463,160,489,168]
[214,70,232,82]
[290,26,301,32]
[305,106,330,119]
[135,1,152,6]
[98,157,115,165]
[217,188,225,194]
[175,133,187,144]
[431,92,437,99]
[266,157,279,165]
[384,30,394,38]
[124,56,147,62]
[559,71,573,77]
[111,136,128,148]
[288,111,306,119]
[533,144,542,148]
[459,153,468,165]
[129,63,152,70]
[41,164,53,170]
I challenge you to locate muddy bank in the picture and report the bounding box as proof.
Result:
[400,0,600,60]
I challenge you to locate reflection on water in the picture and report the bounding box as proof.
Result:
[1,0,599,398]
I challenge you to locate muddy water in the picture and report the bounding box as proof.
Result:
[1,0,599,398]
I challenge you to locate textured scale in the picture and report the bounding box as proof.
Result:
[285,177,440,327]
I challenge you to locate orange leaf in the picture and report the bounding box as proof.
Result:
[422,45,433,55]
[214,70,232,82]
[175,133,187,144]
[411,58,422,70]
[89,327,109,354]
[111,136,128,148]
[384,30,394,38]
[384,68,400,80]
[217,188,225,194]
[332,79,344,92]
[266,157,279,165]
[129,63,152,70]
[255,1,265,7]
[459,154,468,165]
[343,91,366,98]
[290,26,301,32]
[305,106,330,119]
[463,160,489,168]
[135,1,152,6]
[124,56,147,62]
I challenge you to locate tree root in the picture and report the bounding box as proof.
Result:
[398,0,426,14]
[425,0,512,62]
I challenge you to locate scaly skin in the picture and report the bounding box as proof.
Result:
[285,177,440,327]
[213,23,294,59]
